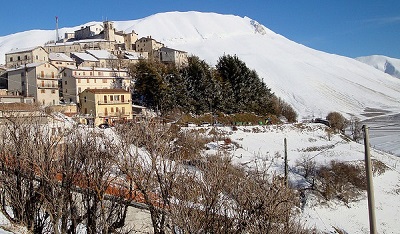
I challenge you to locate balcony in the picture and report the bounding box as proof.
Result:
[37,83,59,89]
[97,100,130,105]
[97,112,131,118]
[37,75,60,79]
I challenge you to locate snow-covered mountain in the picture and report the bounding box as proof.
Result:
[1,11,400,120]
[356,55,400,79]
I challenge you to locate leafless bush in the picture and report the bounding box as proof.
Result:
[170,154,313,233]
[314,161,366,203]
[0,111,132,234]
[326,112,348,133]
[295,156,317,182]
[349,116,363,142]
[372,159,389,176]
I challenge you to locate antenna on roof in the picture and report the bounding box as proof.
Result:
[55,16,60,43]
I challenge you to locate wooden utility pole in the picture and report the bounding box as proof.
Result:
[284,138,288,187]
[363,125,377,234]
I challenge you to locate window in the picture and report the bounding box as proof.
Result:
[115,95,120,101]
[110,95,114,102]
[84,108,87,114]
[17,56,21,61]
[104,108,108,115]
[84,96,87,102]
[83,72,86,76]
[36,55,38,60]
[51,90,56,94]
[116,107,119,113]
[102,79,107,83]
[78,78,81,83]
[41,71,44,78]
[104,95,107,103]
[41,81,45,87]
[86,79,89,83]
[121,95,124,103]
[24,55,28,60]
[51,72,55,78]
[122,107,125,114]
[9,57,13,62]
[111,107,114,113]
[65,89,68,93]
[65,80,68,85]
[52,81,55,87]
[41,89,45,93]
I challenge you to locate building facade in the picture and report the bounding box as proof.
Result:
[74,24,104,40]
[49,53,76,69]
[61,67,131,103]
[135,37,164,58]
[7,62,60,106]
[79,88,133,126]
[5,46,48,68]
[157,47,188,67]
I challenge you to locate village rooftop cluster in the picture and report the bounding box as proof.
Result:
[0,21,188,126]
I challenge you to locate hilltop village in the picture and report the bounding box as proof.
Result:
[0,21,188,126]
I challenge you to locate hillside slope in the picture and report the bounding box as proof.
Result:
[1,11,400,119]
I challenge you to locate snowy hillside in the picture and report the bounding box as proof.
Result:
[356,55,400,79]
[217,124,400,234]
[1,11,400,120]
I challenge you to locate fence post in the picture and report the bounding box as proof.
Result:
[284,138,288,187]
[363,125,377,234]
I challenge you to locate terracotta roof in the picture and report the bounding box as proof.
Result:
[0,103,39,111]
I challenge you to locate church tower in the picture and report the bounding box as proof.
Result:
[103,21,115,42]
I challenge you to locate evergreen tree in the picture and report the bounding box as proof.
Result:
[216,55,274,114]
[182,56,220,114]
[131,60,169,113]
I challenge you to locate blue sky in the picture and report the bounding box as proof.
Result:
[1,0,399,58]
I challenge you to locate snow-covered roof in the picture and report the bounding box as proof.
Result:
[71,52,98,62]
[74,39,107,43]
[49,53,74,62]
[159,46,187,53]
[124,51,145,60]
[86,50,117,60]
[7,62,47,72]
[45,39,108,47]
[6,46,44,54]
[64,66,128,72]
[45,42,74,47]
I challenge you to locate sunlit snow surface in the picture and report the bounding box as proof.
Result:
[204,124,400,234]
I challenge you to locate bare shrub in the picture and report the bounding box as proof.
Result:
[349,116,363,142]
[296,156,317,182]
[0,111,132,234]
[314,161,366,203]
[326,112,348,132]
[171,154,312,233]
[372,159,389,176]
